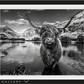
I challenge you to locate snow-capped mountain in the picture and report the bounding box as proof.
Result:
[0,26,19,38]
[22,10,84,40]
[20,27,40,40]
[55,20,69,29]
[1,10,84,40]
[67,10,84,32]
[58,10,84,39]
[56,10,84,32]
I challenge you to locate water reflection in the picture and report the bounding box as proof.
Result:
[0,41,84,75]
[31,41,41,45]
[42,64,62,75]
[76,43,84,56]
[0,42,19,57]
[62,44,84,62]
[1,42,40,64]
[63,44,79,56]
[62,44,84,74]
[1,42,44,75]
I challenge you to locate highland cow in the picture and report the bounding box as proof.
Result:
[25,12,74,69]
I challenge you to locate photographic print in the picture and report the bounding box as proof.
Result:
[0,5,84,76]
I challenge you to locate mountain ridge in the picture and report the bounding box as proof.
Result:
[0,26,19,38]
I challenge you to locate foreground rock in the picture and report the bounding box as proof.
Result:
[76,33,84,43]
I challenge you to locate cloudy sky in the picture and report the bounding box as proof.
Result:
[1,9,81,35]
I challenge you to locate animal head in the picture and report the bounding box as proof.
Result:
[40,24,59,49]
[25,12,75,48]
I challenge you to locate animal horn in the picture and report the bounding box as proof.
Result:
[25,13,41,29]
[63,10,83,32]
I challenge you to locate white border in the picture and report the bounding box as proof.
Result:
[0,5,84,80]
[0,5,84,9]
[0,75,84,80]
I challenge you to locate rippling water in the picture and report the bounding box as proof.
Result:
[0,41,84,75]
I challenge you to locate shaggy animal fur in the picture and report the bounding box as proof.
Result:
[25,12,76,69]
[40,24,63,69]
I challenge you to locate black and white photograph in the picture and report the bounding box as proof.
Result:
[0,5,84,76]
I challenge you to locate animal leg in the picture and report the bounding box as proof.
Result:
[52,61,59,70]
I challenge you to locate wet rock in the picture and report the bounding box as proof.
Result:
[76,33,84,43]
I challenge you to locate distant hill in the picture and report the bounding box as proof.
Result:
[67,10,84,32]
[56,10,84,39]
[21,10,84,40]
[20,27,40,40]
[55,10,84,33]
[1,10,84,40]
[0,26,19,39]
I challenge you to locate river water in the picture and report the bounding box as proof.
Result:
[0,41,84,75]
